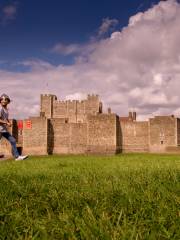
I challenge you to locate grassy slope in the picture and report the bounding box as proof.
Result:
[0,154,179,240]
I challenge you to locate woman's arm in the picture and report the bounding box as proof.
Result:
[0,119,11,127]
[0,119,7,124]
[6,119,12,127]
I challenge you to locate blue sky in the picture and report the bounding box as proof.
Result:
[0,0,161,67]
[1,0,180,120]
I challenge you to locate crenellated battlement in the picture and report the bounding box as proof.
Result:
[54,100,66,104]
[40,93,102,122]
[87,94,99,100]
[41,94,57,98]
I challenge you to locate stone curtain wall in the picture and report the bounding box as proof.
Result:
[12,94,180,156]
[23,117,48,155]
[87,114,118,154]
[48,119,70,154]
[70,123,87,153]
[47,114,117,155]
[120,121,149,153]
[149,116,176,153]
[48,119,87,154]
[21,115,180,156]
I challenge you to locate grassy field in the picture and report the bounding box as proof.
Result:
[0,154,179,240]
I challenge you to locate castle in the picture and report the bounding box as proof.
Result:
[1,93,180,156]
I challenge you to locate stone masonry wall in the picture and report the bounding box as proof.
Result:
[53,101,67,118]
[40,94,57,118]
[16,94,180,156]
[70,123,87,153]
[76,100,86,123]
[48,119,87,154]
[23,117,48,155]
[41,94,101,123]
[149,116,176,152]
[47,114,118,155]
[48,119,70,154]
[120,121,149,152]
[87,114,118,154]
[84,95,101,115]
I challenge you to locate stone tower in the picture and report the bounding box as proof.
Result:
[40,94,57,118]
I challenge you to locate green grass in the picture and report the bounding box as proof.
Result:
[0,154,179,240]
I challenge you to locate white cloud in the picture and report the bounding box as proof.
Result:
[65,92,87,101]
[153,74,163,86]
[1,0,180,120]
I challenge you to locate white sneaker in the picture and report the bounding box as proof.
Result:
[15,155,28,161]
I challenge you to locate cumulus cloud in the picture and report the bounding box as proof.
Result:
[65,92,87,101]
[1,0,180,120]
[97,17,119,37]
[0,2,18,25]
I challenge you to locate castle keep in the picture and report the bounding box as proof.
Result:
[1,94,180,156]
